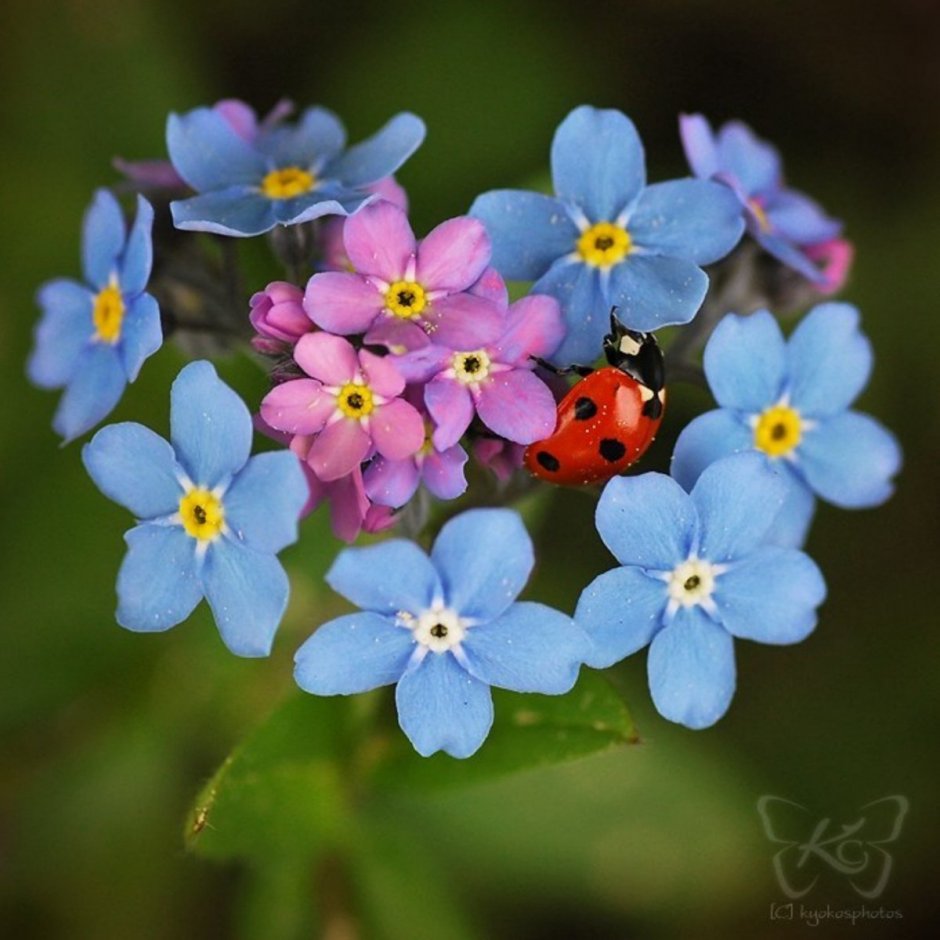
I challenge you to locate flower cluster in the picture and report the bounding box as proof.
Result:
[28,97,900,755]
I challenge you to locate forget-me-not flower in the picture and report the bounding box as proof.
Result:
[575,453,826,729]
[82,361,307,656]
[294,508,590,758]
[470,105,745,364]
[167,104,425,236]
[28,190,162,442]
[671,304,902,548]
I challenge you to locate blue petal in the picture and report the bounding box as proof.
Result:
[765,189,841,245]
[294,612,415,694]
[271,189,371,226]
[460,602,587,693]
[325,112,426,188]
[170,361,252,487]
[53,343,126,442]
[715,547,825,644]
[201,538,289,657]
[430,508,533,622]
[119,195,154,296]
[679,113,720,179]
[326,540,442,615]
[170,187,278,237]
[754,229,824,282]
[396,652,493,758]
[785,303,872,417]
[690,452,789,562]
[608,254,708,331]
[551,106,645,221]
[762,467,817,549]
[166,108,266,191]
[116,524,202,632]
[223,452,308,553]
[28,279,93,388]
[716,121,781,196]
[595,473,697,570]
[256,106,346,167]
[534,259,608,365]
[647,605,736,729]
[575,566,668,668]
[82,189,125,289]
[364,457,421,508]
[798,412,901,508]
[671,409,753,492]
[469,190,578,281]
[703,310,786,412]
[628,179,744,265]
[120,292,162,382]
[83,423,184,519]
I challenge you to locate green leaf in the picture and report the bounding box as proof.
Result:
[366,670,638,792]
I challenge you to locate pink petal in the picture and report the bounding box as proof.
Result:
[304,272,383,335]
[327,467,372,542]
[363,455,421,508]
[359,348,405,398]
[370,398,425,460]
[421,445,469,500]
[425,378,475,450]
[415,216,491,291]
[424,293,506,349]
[309,419,372,481]
[213,99,259,140]
[493,294,565,364]
[369,176,409,211]
[363,503,398,534]
[294,332,359,385]
[260,379,335,435]
[476,368,558,444]
[469,266,510,308]
[364,317,430,353]
[344,201,416,280]
[390,345,451,384]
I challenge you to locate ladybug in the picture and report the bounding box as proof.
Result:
[524,312,666,486]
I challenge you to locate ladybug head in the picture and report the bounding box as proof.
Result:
[603,309,665,392]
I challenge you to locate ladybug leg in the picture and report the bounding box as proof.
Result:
[531,356,595,378]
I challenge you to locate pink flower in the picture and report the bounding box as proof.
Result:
[805,238,854,296]
[260,333,424,481]
[473,436,526,482]
[396,292,565,450]
[249,281,315,354]
[304,201,504,352]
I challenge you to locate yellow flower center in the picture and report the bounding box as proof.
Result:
[577,221,632,268]
[451,349,491,385]
[260,166,316,200]
[754,405,803,457]
[384,280,427,318]
[336,382,374,419]
[748,198,772,233]
[93,282,125,344]
[179,488,225,541]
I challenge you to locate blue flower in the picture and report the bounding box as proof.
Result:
[470,105,745,364]
[82,361,308,657]
[575,454,826,729]
[294,508,589,758]
[672,304,902,547]
[167,105,426,236]
[28,190,162,442]
[680,114,843,284]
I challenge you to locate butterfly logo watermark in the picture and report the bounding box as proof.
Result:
[756,795,909,900]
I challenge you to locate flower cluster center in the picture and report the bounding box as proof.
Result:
[754,404,802,457]
[261,166,316,200]
[412,604,466,653]
[577,221,632,268]
[384,280,427,318]
[336,382,374,419]
[179,488,225,541]
[93,282,125,344]
[668,558,719,609]
[452,349,491,385]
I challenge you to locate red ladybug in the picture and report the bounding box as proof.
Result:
[525,313,666,486]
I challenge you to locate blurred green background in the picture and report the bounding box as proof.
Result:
[2,0,938,937]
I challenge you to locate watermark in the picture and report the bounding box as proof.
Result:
[757,794,908,924]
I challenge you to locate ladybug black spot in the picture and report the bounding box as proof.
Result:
[599,438,626,462]
[574,396,598,420]
[536,450,561,472]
